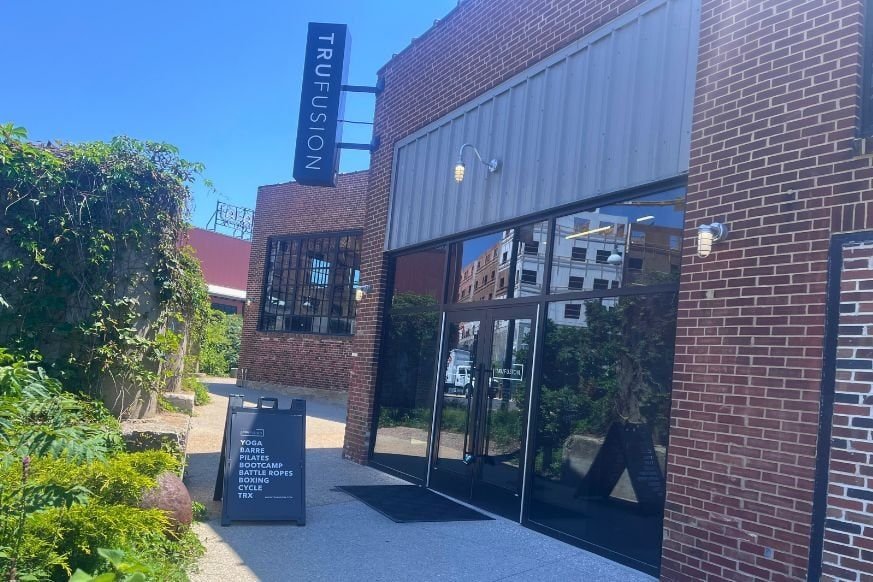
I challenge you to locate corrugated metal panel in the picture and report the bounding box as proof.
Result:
[387,0,699,250]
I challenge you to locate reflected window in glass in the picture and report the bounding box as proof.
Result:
[551,188,685,293]
[449,220,548,303]
[569,276,585,290]
[521,269,537,285]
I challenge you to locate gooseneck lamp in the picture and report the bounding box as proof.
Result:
[454,143,499,183]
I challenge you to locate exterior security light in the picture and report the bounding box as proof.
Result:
[697,223,728,258]
[354,284,373,302]
[454,143,499,183]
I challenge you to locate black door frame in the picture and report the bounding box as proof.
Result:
[428,302,540,520]
[808,230,873,581]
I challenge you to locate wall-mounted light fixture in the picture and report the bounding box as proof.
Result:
[454,143,499,183]
[354,284,373,302]
[697,222,728,258]
[606,246,623,266]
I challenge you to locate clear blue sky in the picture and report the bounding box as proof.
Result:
[1,0,457,228]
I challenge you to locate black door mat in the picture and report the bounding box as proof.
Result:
[335,485,494,523]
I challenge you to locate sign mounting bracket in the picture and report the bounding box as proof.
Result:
[340,77,384,95]
[337,135,381,152]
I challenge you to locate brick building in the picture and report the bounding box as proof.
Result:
[187,227,251,314]
[239,170,368,392]
[243,0,873,579]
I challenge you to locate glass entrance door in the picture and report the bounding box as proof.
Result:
[430,305,537,519]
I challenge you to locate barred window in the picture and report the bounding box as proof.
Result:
[259,233,362,335]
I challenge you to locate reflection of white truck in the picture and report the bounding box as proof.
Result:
[445,349,473,394]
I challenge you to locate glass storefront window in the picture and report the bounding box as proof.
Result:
[448,221,548,303]
[392,246,448,308]
[551,188,684,293]
[528,294,677,572]
[372,186,685,572]
[371,308,441,482]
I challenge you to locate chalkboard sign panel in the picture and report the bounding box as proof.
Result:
[215,397,306,526]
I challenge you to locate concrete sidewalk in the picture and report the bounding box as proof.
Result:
[185,379,655,582]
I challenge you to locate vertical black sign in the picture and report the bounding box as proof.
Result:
[216,397,306,526]
[293,22,350,187]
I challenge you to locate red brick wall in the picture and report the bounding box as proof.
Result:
[342,0,873,578]
[239,171,368,392]
[821,240,873,582]
[343,0,647,461]
[664,1,873,580]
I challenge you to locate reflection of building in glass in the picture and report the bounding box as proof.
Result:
[497,223,549,299]
[490,319,531,363]
[456,223,549,304]
[457,320,479,351]
[393,247,448,306]
[451,213,682,329]
[622,224,682,285]
[471,243,501,302]
[552,212,628,295]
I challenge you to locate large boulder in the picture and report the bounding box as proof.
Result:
[141,471,193,529]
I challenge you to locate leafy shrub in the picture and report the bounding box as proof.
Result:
[70,548,149,582]
[182,375,210,406]
[191,501,208,522]
[17,504,170,579]
[0,350,123,462]
[20,451,180,507]
[0,353,201,581]
[198,310,241,376]
[0,453,198,581]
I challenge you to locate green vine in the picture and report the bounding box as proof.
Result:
[0,123,211,399]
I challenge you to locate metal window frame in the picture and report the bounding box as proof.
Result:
[257,230,363,336]
[808,229,873,581]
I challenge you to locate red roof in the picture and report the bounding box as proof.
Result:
[187,228,251,291]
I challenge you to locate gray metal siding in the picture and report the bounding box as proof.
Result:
[387,0,699,251]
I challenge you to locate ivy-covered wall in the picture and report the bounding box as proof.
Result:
[0,124,208,417]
